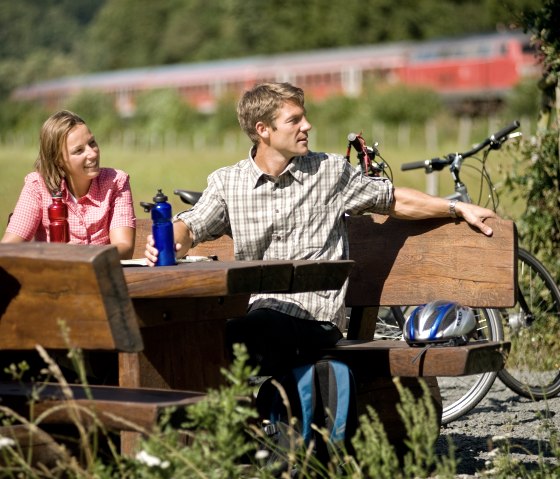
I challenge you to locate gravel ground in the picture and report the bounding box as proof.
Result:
[434,379,559,477]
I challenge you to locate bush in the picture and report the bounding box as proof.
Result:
[63,90,124,141]
[504,130,560,279]
[131,89,202,137]
[367,85,443,125]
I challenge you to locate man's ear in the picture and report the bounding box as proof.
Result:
[255,121,269,139]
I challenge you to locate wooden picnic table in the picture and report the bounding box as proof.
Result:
[119,258,354,391]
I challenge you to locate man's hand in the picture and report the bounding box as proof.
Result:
[144,234,183,267]
[455,202,496,237]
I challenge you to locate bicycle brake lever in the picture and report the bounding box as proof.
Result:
[429,158,450,171]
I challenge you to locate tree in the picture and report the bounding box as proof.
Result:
[504,0,560,277]
[83,0,173,70]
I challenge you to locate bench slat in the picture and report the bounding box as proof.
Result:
[135,215,517,308]
[324,339,510,377]
[0,382,205,431]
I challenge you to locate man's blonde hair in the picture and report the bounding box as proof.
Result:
[237,82,305,144]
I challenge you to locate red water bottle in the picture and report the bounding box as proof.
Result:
[48,193,69,243]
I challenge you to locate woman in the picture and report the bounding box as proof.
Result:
[2,110,136,259]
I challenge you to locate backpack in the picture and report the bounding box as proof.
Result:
[256,359,357,472]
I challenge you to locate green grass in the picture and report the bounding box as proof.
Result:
[0,143,247,238]
[0,128,523,239]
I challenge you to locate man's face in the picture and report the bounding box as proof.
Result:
[267,101,312,159]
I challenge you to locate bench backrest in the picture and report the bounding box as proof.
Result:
[0,243,143,352]
[134,219,234,260]
[345,214,516,308]
[134,215,517,308]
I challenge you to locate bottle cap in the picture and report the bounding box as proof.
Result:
[153,189,168,203]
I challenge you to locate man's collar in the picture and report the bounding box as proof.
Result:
[248,152,304,188]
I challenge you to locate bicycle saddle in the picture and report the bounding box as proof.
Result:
[174,189,203,206]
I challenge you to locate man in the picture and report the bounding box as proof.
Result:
[145,82,495,374]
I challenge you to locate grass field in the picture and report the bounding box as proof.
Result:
[0,129,523,239]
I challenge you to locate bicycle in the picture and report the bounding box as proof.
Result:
[347,123,560,422]
[399,121,560,402]
[343,131,506,423]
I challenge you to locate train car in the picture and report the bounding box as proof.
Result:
[399,31,539,112]
[11,31,538,115]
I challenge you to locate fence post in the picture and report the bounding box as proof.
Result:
[425,120,438,196]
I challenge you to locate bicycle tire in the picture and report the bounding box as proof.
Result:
[497,248,560,399]
[373,307,406,340]
[391,306,503,424]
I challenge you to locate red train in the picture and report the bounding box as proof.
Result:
[12,31,539,115]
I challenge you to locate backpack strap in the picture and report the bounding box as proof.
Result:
[315,359,354,444]
[265,364,316,445]
[291,364,316,444]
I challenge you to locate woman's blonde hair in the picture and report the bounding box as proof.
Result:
[237,82,305,144]
[34,110,86,194]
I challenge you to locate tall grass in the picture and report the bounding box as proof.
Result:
[0,344,557,478]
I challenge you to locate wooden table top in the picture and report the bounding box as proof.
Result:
[123,259,355,298]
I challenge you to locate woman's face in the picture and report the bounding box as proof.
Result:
[61,123,101,183]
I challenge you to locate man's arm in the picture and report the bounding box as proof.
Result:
[144,219,195,266]
[390,186,496,237]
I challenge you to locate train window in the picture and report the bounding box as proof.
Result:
[522,42,537,54]
[476,44,493,57]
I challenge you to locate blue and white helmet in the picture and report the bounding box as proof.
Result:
[404,300,477,346]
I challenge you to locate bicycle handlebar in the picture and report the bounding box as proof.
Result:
[401,158,449,171]
[401,120,520,172]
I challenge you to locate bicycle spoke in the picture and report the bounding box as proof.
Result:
[498,249,560,398]
[380,306,502,424]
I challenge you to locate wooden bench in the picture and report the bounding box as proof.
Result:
[134,213,516,452]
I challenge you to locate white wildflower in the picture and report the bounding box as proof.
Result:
[0,437,16,449]
[487,447,500,458]
[255,449,269,461]
[136,450,170,469]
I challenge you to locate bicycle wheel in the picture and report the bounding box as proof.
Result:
[497,248,560,399]
[374,307,406,340]
[386,306,503,424]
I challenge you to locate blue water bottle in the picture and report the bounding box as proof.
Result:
[151,189,176,266]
